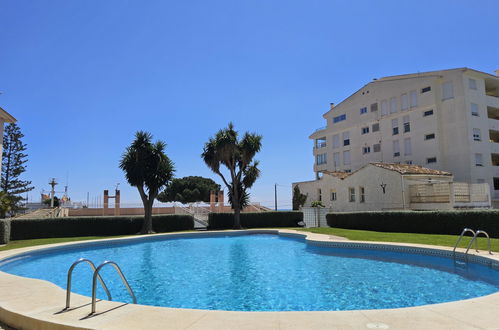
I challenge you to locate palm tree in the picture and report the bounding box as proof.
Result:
[120,131,174,234]
[201,123,262,229]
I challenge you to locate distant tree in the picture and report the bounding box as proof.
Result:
[1,123,34,217]
[0,192,12,218]
[43,196,60,207]
[292,186,307,210]
[157,176,220,204]
[120,131,175,234]
[311,200,324,208]
[201,123,262,229]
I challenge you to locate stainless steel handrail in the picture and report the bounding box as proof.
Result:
[91,261,136,314]
[466,230,493,256]
[65,258,112,309]
[453,228,476,256]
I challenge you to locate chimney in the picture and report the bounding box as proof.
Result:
[495,70,499,77]
[329,103,335,110]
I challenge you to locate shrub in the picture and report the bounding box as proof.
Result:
[9,215,194,240]
[326,210,499,238]
[0,219,10,244]
[208,211,303,230]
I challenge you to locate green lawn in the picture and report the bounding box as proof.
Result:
[0,236,120,252]
[298,227,499,252]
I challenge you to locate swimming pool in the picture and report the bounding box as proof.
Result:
[0,233,498,312]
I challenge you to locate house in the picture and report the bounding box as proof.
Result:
[309,68,499,206]
[293,163,490,212]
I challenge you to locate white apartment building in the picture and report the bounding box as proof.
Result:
[309,68,499,207]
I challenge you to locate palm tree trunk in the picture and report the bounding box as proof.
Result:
[141,199,154,234]
[233,205,241,229]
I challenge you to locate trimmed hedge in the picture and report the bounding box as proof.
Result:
[208,211,303,230]
[0,219,10,244]
[326,210,499,238]
[9,215,194,240]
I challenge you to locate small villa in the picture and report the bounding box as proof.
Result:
[293,162,491,211]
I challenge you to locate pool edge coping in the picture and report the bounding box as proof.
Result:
[0,229,498,329]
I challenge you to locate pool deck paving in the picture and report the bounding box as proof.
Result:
[0,229,498,329]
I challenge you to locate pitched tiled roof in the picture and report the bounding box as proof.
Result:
[370,163,452,176]
[322,171,351,179]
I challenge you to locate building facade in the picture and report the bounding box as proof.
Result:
[309,68,499,206]
[293,163,490,212]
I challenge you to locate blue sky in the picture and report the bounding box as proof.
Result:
[1,0,498,208]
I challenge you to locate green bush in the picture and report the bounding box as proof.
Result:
[0,219,10,244]
[208,211,303,230]
[326,210,499,238]
[9,215,194,240]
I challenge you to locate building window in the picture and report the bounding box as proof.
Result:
[469,78,477,90]
[332,134,340,148]
[372,123,380,132]
[333,114,347,123]
[359,187,365,203]
[343,150,351,165]
[404,138,412,156]
[370,103,378,112]
[330,189,337,201]
[344,169,351,173]
[473,128,481,141]
[471,103,479,116]
[315,138,326,149]
[421,86,431,93]
[425,133,435,140]
[343,131,350,146]
[361,126,369,135]
[392,118,399,135]
[362,146,371,154]
[427,157,437,164]
[393,140,400,157]
[333,152,340,167]
[403,115,410,133]
[423,109,434,117]
[360,107,368,114]
[318,189,322,201]
[381,100,388,116]
[401,93,409,111]
[349,187,355,202]
[410,90,417,108]
[316,153,327,165]
[405,160,413,164]
[475,153,483,166]
[442,81,454,100]
[390,97,397,113]
[373,143,381,152]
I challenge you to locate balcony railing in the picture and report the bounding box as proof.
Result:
[315,142,327,149]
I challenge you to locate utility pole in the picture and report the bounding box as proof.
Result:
[274,183,277,211]
[49,178,57,208]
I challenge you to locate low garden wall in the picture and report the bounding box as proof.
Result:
[208,211,303,230]
[326,210,499,237]
[1,215,194,243]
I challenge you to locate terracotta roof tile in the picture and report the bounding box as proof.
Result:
[370,163,452,176]
[322,171,351,179]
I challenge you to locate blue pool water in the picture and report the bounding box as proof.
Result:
[0,234,498,311]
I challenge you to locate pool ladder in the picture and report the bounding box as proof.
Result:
[453,228,493,263]
[65,258,137,315]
